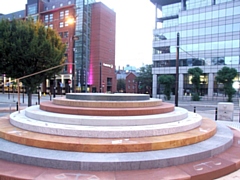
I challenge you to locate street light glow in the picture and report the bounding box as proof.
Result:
[66,17,75,24]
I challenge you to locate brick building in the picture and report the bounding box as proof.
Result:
[0,0,116,93]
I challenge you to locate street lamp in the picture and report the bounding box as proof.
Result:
[66,16,76,93]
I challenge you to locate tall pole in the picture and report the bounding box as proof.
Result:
[85,0,89,93]
[175,32,180,107]
[71,4,76,93]
[100,62,102,93]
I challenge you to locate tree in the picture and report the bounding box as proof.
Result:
[188,67,203,101]
[0,18,66,106]
[215,67,237,102]
[158,75,175,100]
[136,64,152,95]
[117,79,126,92]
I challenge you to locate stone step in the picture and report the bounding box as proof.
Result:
[25,105,189,126]
[66,93,150,101]
[0,126,239,179]
[0,122,232,171]
[1,117,215,152]
[53,96,162,108]
[10,110,202,138]
[40,101,175,116]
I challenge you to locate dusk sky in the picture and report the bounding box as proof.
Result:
[0,0,155,68]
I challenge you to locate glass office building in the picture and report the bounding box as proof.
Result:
[150,0,240,99]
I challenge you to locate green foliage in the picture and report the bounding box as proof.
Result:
[136,64,152,94]
[191,93,201,101]
[158,75,175,100]
[188,67,203,101]
[117,79,126,92]
[0,18,66,106]
[215,67,237,102]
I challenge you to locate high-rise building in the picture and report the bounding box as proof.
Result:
[0,0,116,93]
[150,0,240,99]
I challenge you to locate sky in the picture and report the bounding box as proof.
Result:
[0,0,155,68]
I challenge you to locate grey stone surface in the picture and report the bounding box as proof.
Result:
[66,93,150,101]
[24,105,189,126]
[10,109,202,138]
[0,123,233,171]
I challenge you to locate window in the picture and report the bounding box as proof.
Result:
[52,5,55,9]
[60,3,63,7]
[68,1,71,5]
[19,15,22,18]
[64,31,69,38]
[59,22,64,28]
[65,10,69,17]
[28,4,37,15]
[60,11,64,19]
[49,14,53,22]
[65,22,69,27]
[49,24,53,29]
[59,32,63,38]
[44,15,48,23]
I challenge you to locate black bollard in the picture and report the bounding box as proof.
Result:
[16,102,18,111]
[215,107,218,121]
[194,106,196,113]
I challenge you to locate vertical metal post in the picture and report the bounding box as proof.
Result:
[22,86,24,104]
[8,85,10,99]
[215,107,218,121]
[53,75,56,98]
[85,0,89,93]
[17,79,20,113]
[100,62,102,93]
[175,33,180,107]
[194,106,196,113]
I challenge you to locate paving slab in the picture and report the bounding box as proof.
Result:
[0,123,232,171]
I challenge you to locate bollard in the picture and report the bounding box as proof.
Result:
[194,106,196,113]
[36,102,38,105]
[215,107,218,121]
[9,104,11,114]
[16,102,18,111]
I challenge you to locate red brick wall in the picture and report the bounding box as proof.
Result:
[126,73,138,93]
[90,2,116,93]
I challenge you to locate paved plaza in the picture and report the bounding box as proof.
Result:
[0,94,240,179]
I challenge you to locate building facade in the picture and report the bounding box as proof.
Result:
[150,0,240,99]
[125,72,138,93]
[0,0,116,93]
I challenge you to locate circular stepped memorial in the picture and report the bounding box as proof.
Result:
[0,93,238,179]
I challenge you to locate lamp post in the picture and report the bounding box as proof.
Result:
[99,62,102,93]
[175,32,180,107]
[66,16,77,93]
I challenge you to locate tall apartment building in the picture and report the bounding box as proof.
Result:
[0,0,116,93]
[150,0,240,99]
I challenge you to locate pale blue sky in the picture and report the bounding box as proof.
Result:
[0,0,155,68]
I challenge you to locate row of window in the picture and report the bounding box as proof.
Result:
[44,10,69,23]
[179,6,240,24]
[153,56,240,68]
[59,31,69,38]
[161,0,234,17]
[154,40,240,53]
[156,23,240,40]
[44,21,70,28]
